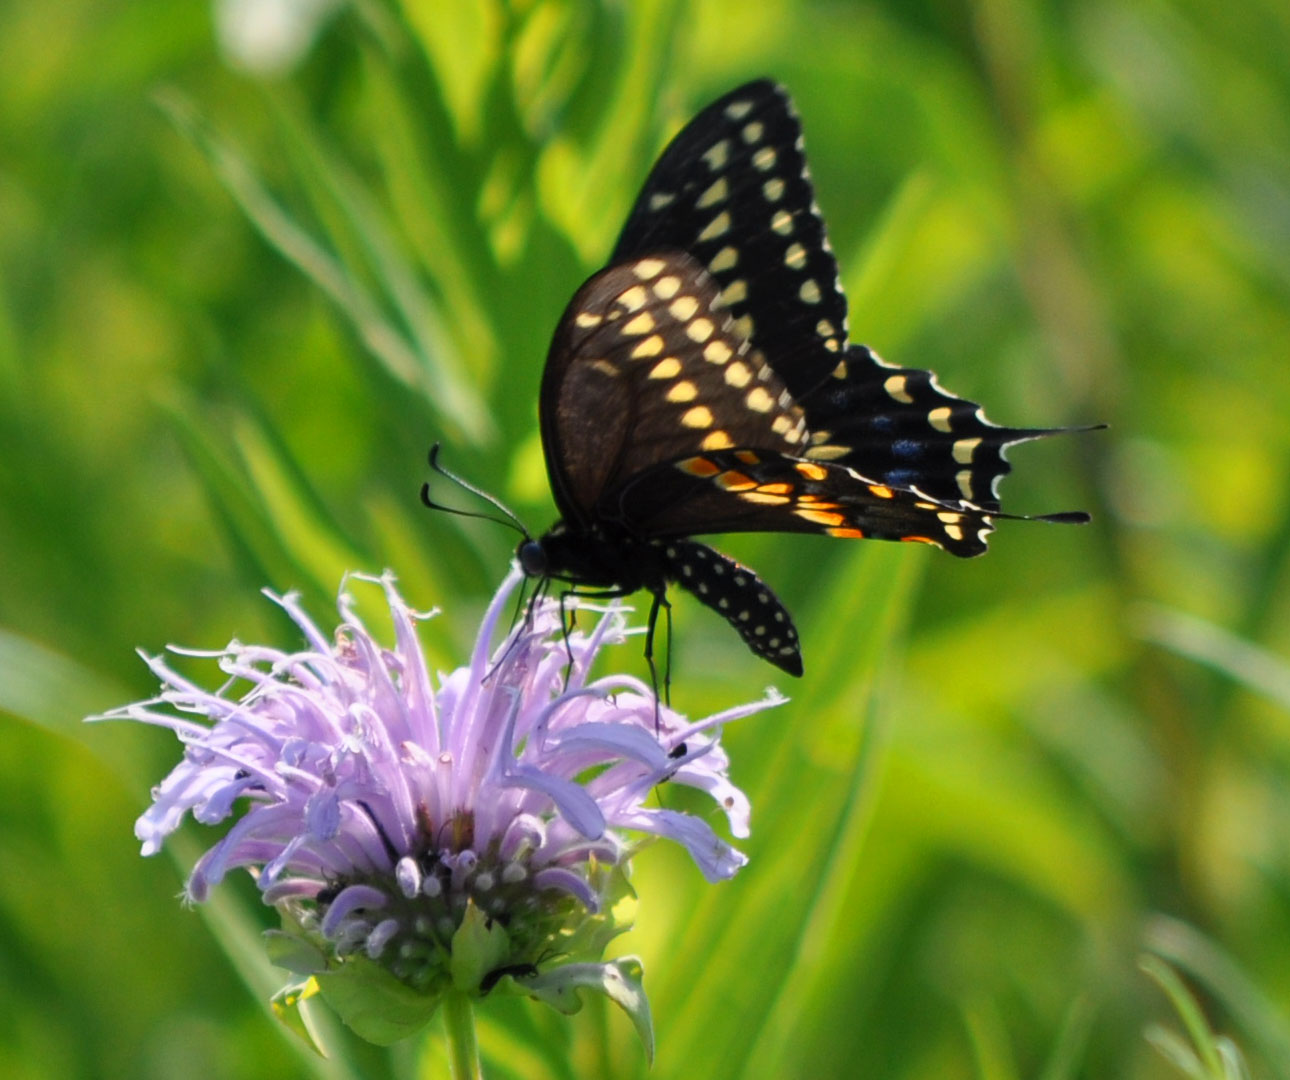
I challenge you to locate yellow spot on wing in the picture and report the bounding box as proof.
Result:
[705,340,734,365]
[799,279,821,304]
[720,280,748,306]
[746,386,774,412]
[653,275,682,300]
[666,380,698,403]
[618,285,648,311]
[953,437,981,463]
[883,375,913,403]
[681,405,714,428]
[784,243,807,269]
[724,360,752,386]
[742,491,790,505]
[797,508,846,527]
[685,318,715,343]
[669,296,700,321]
[771,209,793,234]
[703,138,731,169]
[677,456,720,477]
[763,178,786,201]
[757,483,792,495]
[928,406,953,432]
[709,246,738,273]
[752,146,777,171]
[701,430,734,451]
[716,471,756,491]
[698,211,732,242]
[956,469,974,498]
[868,485,894,499]
[631,334,664,358]
[697,177,729,209]
[649,357,681,379]
[742,120,765,143]
[575,311,602,328]
[828,527,866,539]
[633,258,665,280]
[590,360,618,376]
[804,444,850,461]
[796,462,828,481]
[622,312,655,335]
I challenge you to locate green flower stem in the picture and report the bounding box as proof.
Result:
[441,991,482,1080]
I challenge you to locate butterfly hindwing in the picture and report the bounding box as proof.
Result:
[792,343,1069,513]
[616,448,994,556]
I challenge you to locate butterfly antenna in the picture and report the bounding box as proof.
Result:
[420,443,530,538]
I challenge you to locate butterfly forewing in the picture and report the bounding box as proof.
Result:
[540,251,810,524]
[613,80,850,402]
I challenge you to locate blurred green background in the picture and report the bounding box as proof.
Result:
[3,0,1290,1077]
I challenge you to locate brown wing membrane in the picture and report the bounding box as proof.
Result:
[539,251,809,523]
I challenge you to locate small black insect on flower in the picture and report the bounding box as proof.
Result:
[435,79,1092,684]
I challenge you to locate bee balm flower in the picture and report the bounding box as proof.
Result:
[98,569,780,1049]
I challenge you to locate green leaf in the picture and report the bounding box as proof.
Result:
[270,977,327,1056]
[527,957,654,1064]
[449,899,512,993]
[316,956,442,1046]
[264,929,329,977]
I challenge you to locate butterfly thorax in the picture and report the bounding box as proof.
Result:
[518,522,667,596]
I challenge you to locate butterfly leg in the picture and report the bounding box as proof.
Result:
[642,587,673,713]
[555,585,636,690]
[483,575,547,684]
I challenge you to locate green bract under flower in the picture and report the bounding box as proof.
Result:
[98,569,782,1050]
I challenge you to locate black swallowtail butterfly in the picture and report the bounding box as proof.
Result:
[499,80,1089,679]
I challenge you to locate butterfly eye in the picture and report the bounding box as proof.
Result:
[518,540,547,578]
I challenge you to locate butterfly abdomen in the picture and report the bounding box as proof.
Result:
[655,539,802,676]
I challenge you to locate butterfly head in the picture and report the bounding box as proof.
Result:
[517,538,547,578]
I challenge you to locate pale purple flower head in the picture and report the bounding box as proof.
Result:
[99,568,780,1007]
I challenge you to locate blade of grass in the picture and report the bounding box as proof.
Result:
[1135,603,1290,711]
[963,999,1023,1080]
[1141,954,1226,1078]
[1145,916,1290,1078]
[1038,995,1095,1080]
[156,89,488,444]
[660,545,922,1073]
[161,392,330,605]
[265,90,493,443]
